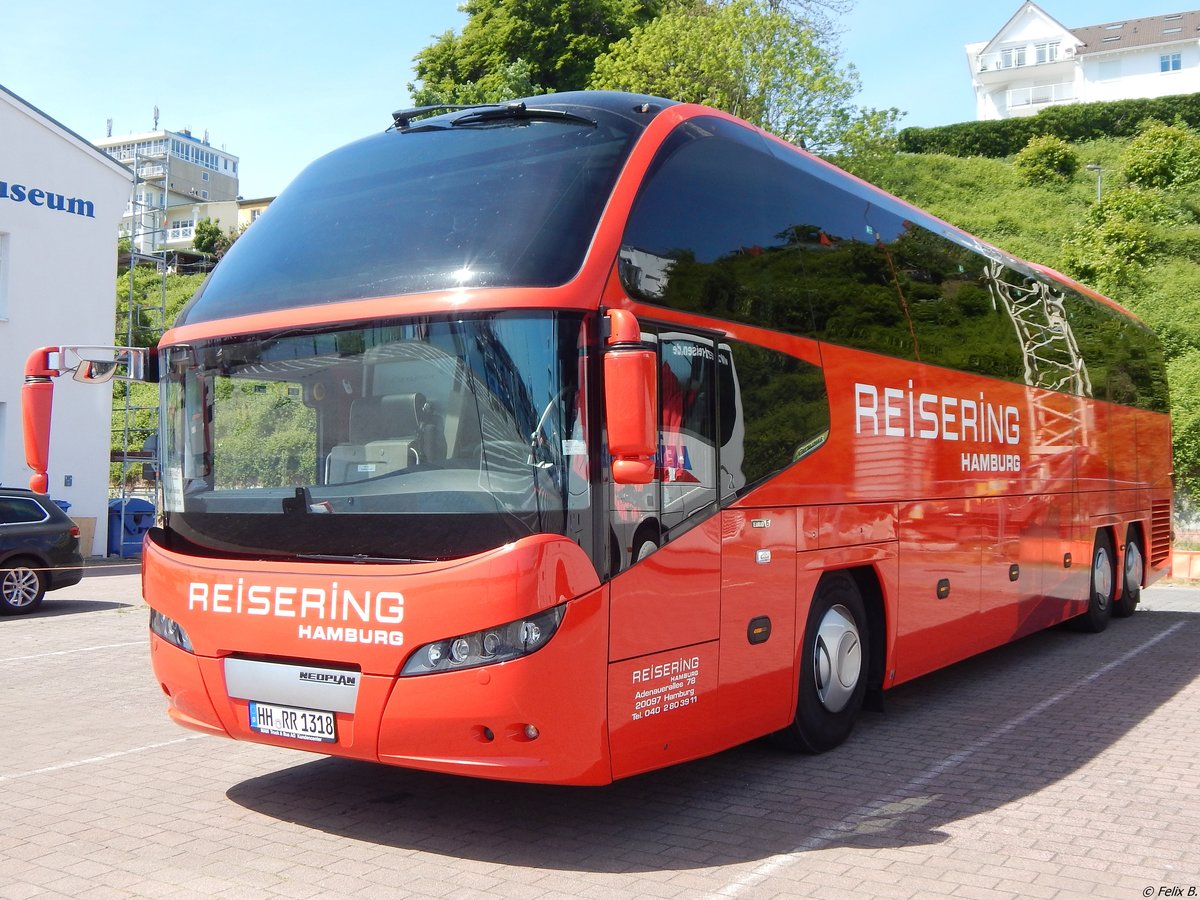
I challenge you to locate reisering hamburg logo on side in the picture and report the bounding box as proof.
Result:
[854,381,1023,474]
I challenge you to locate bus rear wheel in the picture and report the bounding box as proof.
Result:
[775,571,868,753]
[1114,530,1143,618]
[1072,531,1115,633]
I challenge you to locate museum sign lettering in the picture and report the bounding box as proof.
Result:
[0,178,95,218]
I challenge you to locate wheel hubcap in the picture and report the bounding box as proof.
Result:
[813,603,862,713]
[1093,546,1112,610]
[3,568,40,608]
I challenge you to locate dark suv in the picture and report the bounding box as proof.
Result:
[0,488,84,614]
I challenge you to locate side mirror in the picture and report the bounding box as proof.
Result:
[73,358,120,384]
[22,345,157,493]
[67,346,155,384]
[604,310,657,485]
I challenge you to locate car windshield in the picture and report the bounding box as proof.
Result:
[176,101,644,325]
[160,312,593,562]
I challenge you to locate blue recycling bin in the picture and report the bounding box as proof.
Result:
[107,498,155,557]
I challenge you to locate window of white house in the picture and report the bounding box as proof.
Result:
[1001,47,1027,67]
[1162,53,1183,72]
[1035,41,1060,64]
[1164,27,1183,35]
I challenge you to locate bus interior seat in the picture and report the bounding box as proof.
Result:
[326,392,440,483]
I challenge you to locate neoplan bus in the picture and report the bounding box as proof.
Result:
[23,92,1172,785]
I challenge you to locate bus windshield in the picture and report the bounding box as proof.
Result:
[160,312,593,562]
[176,103,646,326]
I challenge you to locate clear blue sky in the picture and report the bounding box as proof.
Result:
[0,1,1184,198]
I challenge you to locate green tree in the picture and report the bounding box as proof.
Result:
[589,0,898,153]
[193,218,231,257]
[410,0,662,104]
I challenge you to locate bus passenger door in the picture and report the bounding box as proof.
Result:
[607,332,724,779]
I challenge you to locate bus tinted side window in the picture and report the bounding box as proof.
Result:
[719,341,830,501]
[620,116,1163,413]
[619,117,817,336]
[1064,290,1170,412]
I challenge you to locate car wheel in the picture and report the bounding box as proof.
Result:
[0,559,46,615]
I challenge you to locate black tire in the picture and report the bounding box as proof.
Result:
[775,571,869,753]
[1071,530,1115,633]
[1113,530,1143,619]
[0,558,46,615]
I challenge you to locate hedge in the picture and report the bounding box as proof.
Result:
[898,92,1200,157]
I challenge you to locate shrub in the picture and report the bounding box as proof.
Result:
[1121,120,1200,189]
[1013,135,1079,185]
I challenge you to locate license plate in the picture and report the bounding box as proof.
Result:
[248,701,337,743]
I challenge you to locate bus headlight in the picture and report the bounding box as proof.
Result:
[149,608,194,653]
[400,607,564,676]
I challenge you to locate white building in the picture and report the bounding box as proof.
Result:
[93,127,239,253]
[966,3,1200,120]
[0,84,133,555]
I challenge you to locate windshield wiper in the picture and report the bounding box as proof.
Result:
[391,101,596,132]
[391,103,492,129]
[294,552,437,564]
[451,101,596,129]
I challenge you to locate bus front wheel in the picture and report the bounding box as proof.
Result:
[775,572,868,753]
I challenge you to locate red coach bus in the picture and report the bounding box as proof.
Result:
[25,92,1172,784]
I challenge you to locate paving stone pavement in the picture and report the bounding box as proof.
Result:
[1,562,1198,899]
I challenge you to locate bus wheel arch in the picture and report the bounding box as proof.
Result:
[1114,523,1145,619]
[847,566,888,712]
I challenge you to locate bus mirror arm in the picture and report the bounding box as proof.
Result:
[603,310,657,485]
[21,345,157,494]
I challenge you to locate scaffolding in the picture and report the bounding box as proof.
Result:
[110,146,170,549]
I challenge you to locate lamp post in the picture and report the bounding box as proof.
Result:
[1085,163,1103,202]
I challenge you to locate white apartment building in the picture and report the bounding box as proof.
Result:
[966,3,1200,120]
[93,127,239,253]
[0,84,133,554]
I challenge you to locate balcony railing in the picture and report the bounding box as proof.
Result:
[978,49,1071,73]
[1007,82,1075,110]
